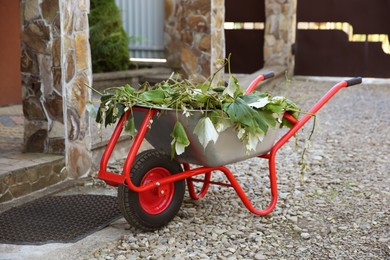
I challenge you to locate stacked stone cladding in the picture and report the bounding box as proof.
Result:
[20,0,92,178]
[21,0,64,154]
[0,157,65,202]
[264,0,297,74]
[61,0,92,178]
[164,0,225,82]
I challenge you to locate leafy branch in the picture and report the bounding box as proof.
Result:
[91,57,302,157]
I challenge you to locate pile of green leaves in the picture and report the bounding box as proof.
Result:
[93,63,301,157]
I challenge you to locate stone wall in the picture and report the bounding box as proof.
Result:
[61,0,93,178]
[164,0,297,79]
[20,0,92,178]
[264,0,297,74]
[210,0,225,80]
[21,0,64,154]
[164,0,225,82]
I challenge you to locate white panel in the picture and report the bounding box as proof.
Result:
[115,0,165,58]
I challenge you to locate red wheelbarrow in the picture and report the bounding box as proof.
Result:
[97,74,362,231]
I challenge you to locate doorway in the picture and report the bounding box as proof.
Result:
[225,0,265,74]
[295,0,390,77]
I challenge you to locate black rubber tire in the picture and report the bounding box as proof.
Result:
[118,149,185,231]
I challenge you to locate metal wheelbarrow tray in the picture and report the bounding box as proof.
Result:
[132,106,280,167]
[98,74,362,231]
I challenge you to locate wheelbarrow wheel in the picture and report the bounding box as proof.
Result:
[118,149,185,231]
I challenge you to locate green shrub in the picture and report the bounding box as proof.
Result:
[89,0,130,73]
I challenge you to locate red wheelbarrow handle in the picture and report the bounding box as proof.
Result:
[245,72,275,94]
[271,77,363,155]
[245,76,364,216]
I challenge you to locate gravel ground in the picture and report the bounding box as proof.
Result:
[87,78,389,259]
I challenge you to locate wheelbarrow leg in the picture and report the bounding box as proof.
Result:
[219,154,278,216]
[187,172,212,200]
[183,163,211,200]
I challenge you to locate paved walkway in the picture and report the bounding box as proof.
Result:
[0,104,121,258]
[0,105,23,156]
[0,76,389,259]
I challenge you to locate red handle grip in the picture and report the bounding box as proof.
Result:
[245,72,275,94]
[345,77,362,87]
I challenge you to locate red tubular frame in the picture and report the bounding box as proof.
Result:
[98,79,352,216]
[245,75,266,94]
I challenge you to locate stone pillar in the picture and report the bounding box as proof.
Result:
[61,0,93,178]
[21,0,92,178]
[264,0,297,75]
[21,0,64,154]
[164,0,225,82]
[210,0,225,80]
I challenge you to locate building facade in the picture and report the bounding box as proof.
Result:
[3,0,296,178]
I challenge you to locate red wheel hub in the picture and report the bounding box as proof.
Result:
[139,167,174,214]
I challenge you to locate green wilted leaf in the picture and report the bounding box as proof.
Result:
[115,103,125,118]
[100,94,114,103]
[246,131,265,151]
[125,117,136,136]
[256,110,277,128]
[281,117,293,128]
[104,105,115,127]
[223,97,257,128]
[271,96,286,104]
[209,110,232,132]
[252,114,269,134]
[223,74,240,98]
[96,106,103,124]
[245,96,270,109]
[171,121,190,145]
[140,89,165,103]
[266,103,283,113]
[194,92,210,104]
[173,142,187,156]
[170,121,190,157]
[193,117,219,149]
[124,84,135,95]
[196,83,210,93]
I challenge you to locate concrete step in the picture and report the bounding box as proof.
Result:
[0,153,66,203]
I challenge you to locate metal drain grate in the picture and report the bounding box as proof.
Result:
[0,195,121,245]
